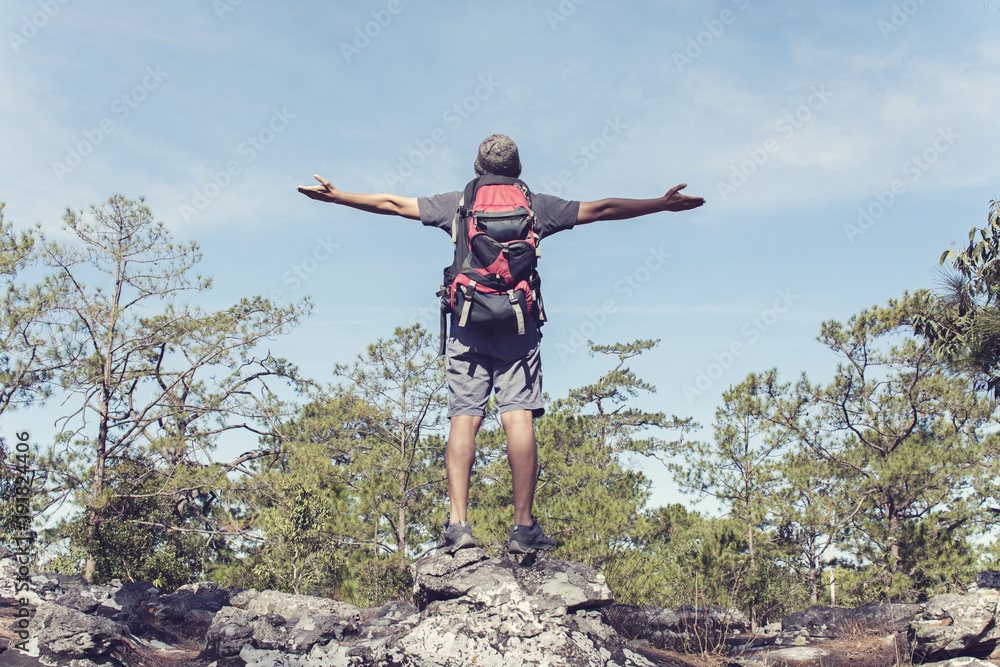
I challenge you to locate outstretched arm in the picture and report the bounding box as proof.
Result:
[296,174,420,220]
[576,183,705,225]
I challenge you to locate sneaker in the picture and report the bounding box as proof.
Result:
[507,517,556,554]
[436,520,476,553]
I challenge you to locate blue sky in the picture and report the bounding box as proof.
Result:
[3,0,999,510]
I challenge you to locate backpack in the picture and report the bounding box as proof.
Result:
[437,174,546,354]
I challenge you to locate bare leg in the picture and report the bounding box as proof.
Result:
[446,415,482,524]
[501,409,537,526]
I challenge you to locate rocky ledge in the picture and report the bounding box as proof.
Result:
[2,547,683,666]
[1,545,999,666]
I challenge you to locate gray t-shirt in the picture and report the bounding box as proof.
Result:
[418,191,579,238]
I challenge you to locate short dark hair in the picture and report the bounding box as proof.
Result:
[474,134,522,177]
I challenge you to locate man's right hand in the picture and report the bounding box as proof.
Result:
[661,183,706,211]
[295,175,421,219]
[296,174,339,202]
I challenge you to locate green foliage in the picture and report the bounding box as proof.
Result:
[226,325,445,599]
[0,436,39,556]
[0,203,70,415]
[45,463,207,592]
[763,295,996,600]
[913,199,1000,396]
[25,194,311,581]
[822,566,878,608]
[979,537,1000,571]
[670,370,790,591]
[210,542,348,599]
[353,556,413,607]
[224,402,359,597]
[896,517,979,597]
[608,505,804,626]
[666,286,998,610]
[771,447,847,605]
[329,323,448,558]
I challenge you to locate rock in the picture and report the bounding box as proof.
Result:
[913,588,1000,660]
[7,538,1000,667]
[372,599,419,622]
[201,606,255,659]
[199,588,362,662]
[604,603,750,652]
[29,601,125,662]
[245,589,361,652]
[922,659,999,667]
[974,570,1000,590]
[781,601,921,639]
[0,646,45,667]
[412,547,614,613]
[759,645,831,665]
[234,550,657,666]
[376,549,654,666]
[244,588,361,623]
[356,600,421,641]
[229,586,259,608]
[147,580,232,640]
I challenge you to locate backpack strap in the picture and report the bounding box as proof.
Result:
[458,280,477,328]
[451,193,464,245]
[534,286,546,325]
[508,289,526,335]
[438,192,467,356]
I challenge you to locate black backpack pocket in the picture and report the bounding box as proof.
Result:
[452,281,533,335]
[503,240,536,283]
[473,208,531,242]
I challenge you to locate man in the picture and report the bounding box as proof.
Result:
[297,134,704,555]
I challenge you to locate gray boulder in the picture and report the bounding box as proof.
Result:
[604,603,750,652]
[412,547,614,613]
[0,548,83,607]
[356,600,421,641]
[974,570,1000,590]
[923,659,1000,667]
[13,539,1000,667]
[913,587,1000,660]
[201,606,255,659]
[199,588,363,662]
[29,601,124,663]
[781,601,922,640]
[379,548,652,666]
[146,580,232,640]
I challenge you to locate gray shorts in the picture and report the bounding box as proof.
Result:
[446,323,544,418]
